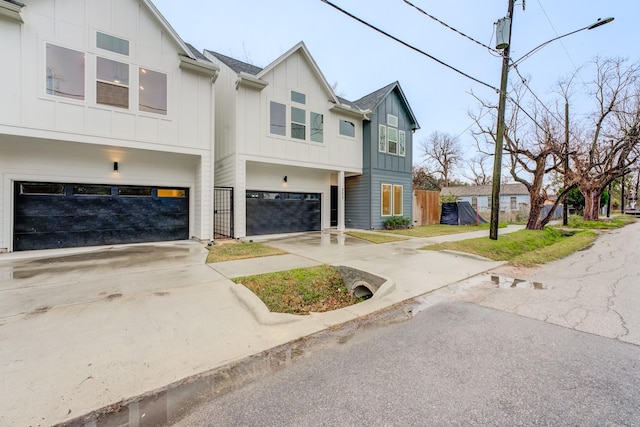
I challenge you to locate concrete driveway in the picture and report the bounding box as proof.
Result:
[0,231,507,426]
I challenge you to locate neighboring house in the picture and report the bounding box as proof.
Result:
[345,82,420,229]
[440,184,530,215]
[0,0,218,252]
[204,42,369,238]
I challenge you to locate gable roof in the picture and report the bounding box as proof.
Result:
[353,81,420,130]
[441,184,529,197]
[203,50,263,75]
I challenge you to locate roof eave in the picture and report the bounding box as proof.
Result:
[236,72,269,90]
[330,103,370,120]
[179,56,220,81]
[0,0,24,22]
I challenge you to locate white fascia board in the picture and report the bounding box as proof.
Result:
[0,1,24,23]
[330,103,370,120]
[179,56,220,81]
[236,72,268,90]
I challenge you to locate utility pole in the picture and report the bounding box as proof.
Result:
[563,101,569,226]
[489,0,515,240]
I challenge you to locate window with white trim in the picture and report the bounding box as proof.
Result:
[339,120,355,137]
[378,124,387,153]
[96,57,129,109]
[310,112,324,143]
[270,101,286,136]
[139,68,167,115]
[96,32,129,56]
[291,106,306,140]
[381,184,403,217]
[388,127,398,155]
[46,44,85,100]
[510,196,517,210]
[387,114,398,127]
[399,130,406,157]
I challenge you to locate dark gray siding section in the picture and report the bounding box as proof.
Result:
[372,90,414,174]
[345,171,371,229]
[370,169,413,229]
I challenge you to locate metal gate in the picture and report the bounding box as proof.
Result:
[214,187,234,239]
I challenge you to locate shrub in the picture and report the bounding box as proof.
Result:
[383,216,411,229]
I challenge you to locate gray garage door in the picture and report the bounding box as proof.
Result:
[13,182,189,251]
[246,191,321,235]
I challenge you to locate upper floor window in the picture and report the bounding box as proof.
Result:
[378,124,387,152]
[96,32,129,56]
[387,114,398,127]
[96,57,129,109]
[388,127,398,155]
[310,112,324,143]
[291,90,306,104]
[339,120,355,138]
[399,130,406,156]
[270,101,286,136]
[291,106,306,140]
[139,68,167,115]
[46,44,85,100]
[380,114,405,157]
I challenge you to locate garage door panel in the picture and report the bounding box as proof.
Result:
[13,182,189,251]
[246,191,321,236]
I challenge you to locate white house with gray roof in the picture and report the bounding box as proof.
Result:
[0,0,218,252]
[441,184,530,215]
[204,42,369,238]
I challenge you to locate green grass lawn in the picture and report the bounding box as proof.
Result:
[567,214,636,229]
[232,265,359,315]
[206,242,287,263]
[421,227,598,266]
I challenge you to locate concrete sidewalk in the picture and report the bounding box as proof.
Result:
[0,226,521,426]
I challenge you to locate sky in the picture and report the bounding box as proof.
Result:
[152,0,638,169]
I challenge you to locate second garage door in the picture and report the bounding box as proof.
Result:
[246,191,321,235]
[13,182,189,251]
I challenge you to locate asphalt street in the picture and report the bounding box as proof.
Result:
[172,301,640,426]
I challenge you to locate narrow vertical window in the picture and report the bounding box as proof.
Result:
[46,44,85,100]
[510,196,517,210]
[393,185,403,215]
[378,124,387,152]
[270,101,286,136]
[382,184,392,216]
[471,196,478,209]
[291,106,306,140]
[139,68,167,115]
[399,130,406,156]
[96,57,129,108]
[310,112,323,143]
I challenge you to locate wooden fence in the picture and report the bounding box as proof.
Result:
[412,190,440,225]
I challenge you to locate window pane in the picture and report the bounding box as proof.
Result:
[339,120,355,137]
[46,44,85,100]
[291,107,305,124]
[399,130,406,156]
[119,187,151,196]
[158,189,186,198]
[291,91,306,104]
[139,68,167,115]
[270,101,286,136]
[291,123,305,140]
[310,112,323,143]
[97,57,129,108]
[387,114,398,127]
[381,184,391,216]
[510,196,517,210]
[20,183,65,195]
[393,185,403,215]
[388,127,398,154]
[73,185,111,196]
[378,124,387,152]
[96,32,129,56]
[97,57,129,85]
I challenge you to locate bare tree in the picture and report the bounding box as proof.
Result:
[567,57,640,220]
[419,131,462,188]
[463,153,492,185]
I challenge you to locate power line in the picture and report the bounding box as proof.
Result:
[402,0,498,53]
[319,0,499,93]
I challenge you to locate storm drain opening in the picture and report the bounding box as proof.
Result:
[352,281,374,300]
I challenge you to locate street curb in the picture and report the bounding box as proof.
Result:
[57,300,418,427]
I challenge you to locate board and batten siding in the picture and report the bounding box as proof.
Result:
[345,171,372,229]
[371,93,413,174]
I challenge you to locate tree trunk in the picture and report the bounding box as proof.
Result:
[583,189,601,221]
[525,190,547,230]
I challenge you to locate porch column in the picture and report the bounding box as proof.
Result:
[338,170,345,231]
